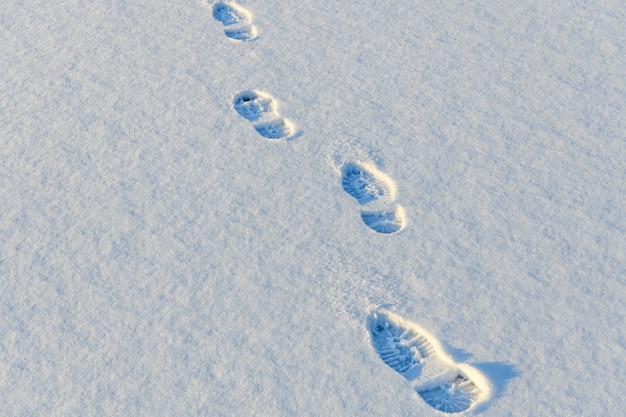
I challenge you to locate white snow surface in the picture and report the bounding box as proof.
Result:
[1,0,625,415]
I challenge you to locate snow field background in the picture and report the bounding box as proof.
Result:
[1,0,625,415]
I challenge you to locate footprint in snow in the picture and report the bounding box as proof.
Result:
[211,1,258,42]
[368,310,491,413]
[234,90,295,139]
[360,208,405,234]
[340,161,405,234]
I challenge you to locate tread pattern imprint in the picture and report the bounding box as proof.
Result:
[368,310,492,413]
[341,161,405,234]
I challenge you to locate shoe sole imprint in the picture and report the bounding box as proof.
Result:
[233,90,294,139]
[341,162,396,205]
[368,310,491,413]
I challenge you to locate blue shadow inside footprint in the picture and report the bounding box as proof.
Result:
[341,162,390,205]
[361,209,403,234]
[225,27,257,42]
[213,2,249,26]
[254,119,293,139]
[234,91,274,122]
[417,375,479,414]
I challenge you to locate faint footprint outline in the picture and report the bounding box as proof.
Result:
[339,161,405,234]
[368,309,492,413]
[211,1,258,42]
[233,90,295,140]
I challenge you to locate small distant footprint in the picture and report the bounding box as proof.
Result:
[368,310,491,413]
[234,90,295,139]
[340,162,405,234]
[212,1,258,42]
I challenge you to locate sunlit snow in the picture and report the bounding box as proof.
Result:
[1,0,624,415]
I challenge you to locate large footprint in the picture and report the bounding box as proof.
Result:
[340,162,405,234]
[211,1,258,42]
[234,90,295,139]
[368,310,491,413]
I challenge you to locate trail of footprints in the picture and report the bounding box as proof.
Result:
[341,162,405,234]
[207,1,495,412]
[369,310,490,413]
[211,4,402,230]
